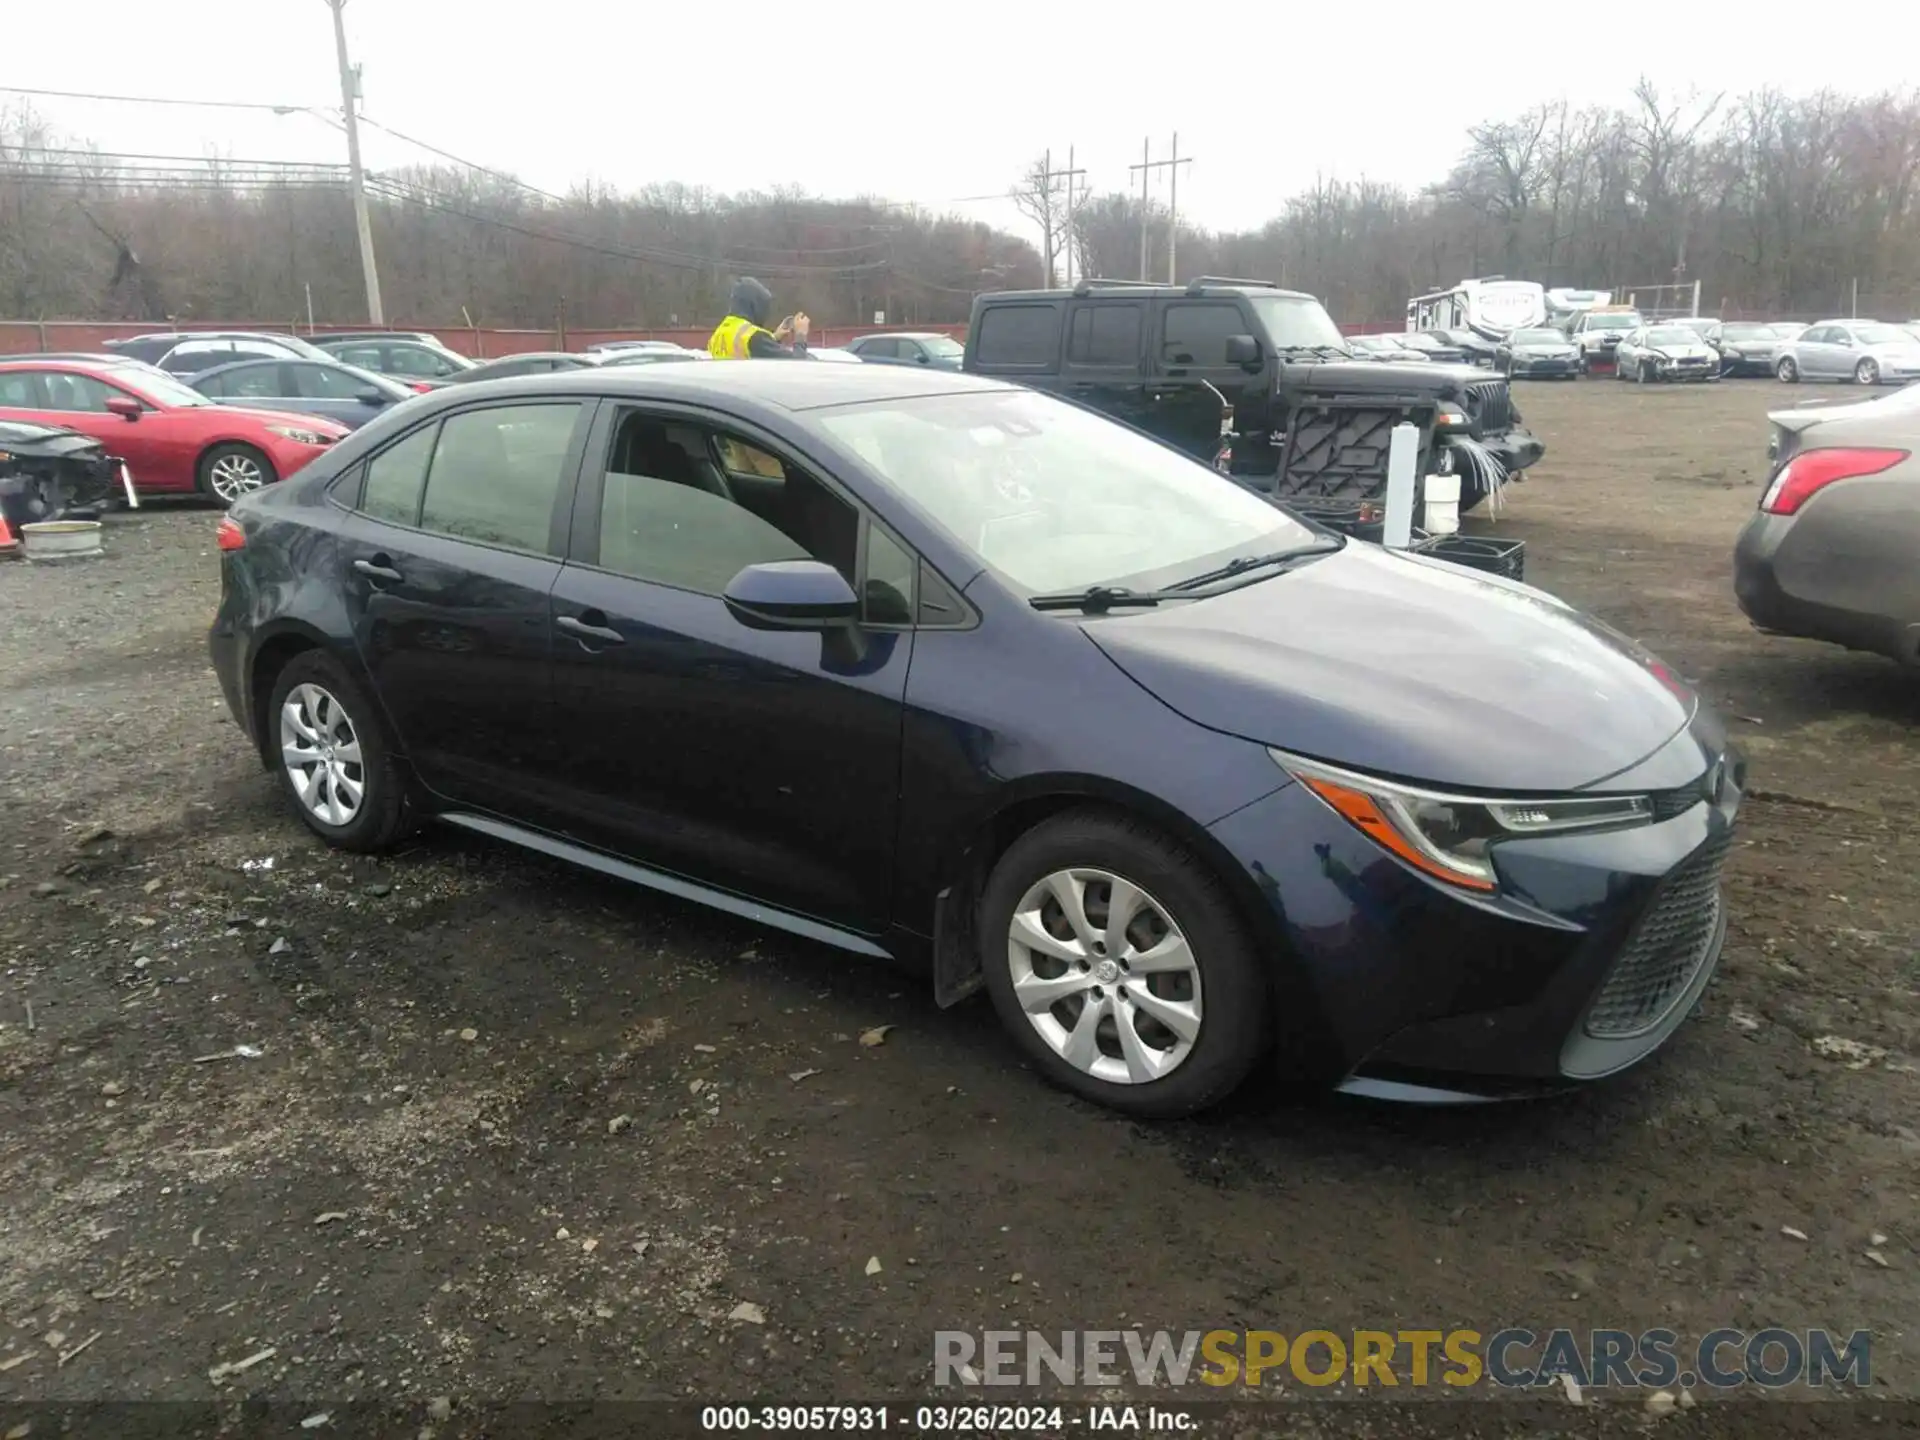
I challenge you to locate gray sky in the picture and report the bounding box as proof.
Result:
[10,0,1916,245]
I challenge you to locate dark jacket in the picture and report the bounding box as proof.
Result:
[726,277,810,359]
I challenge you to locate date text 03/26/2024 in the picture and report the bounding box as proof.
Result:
[700,1406,1194,1432]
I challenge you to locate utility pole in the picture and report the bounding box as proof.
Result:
[1129,135,1191,282]
[1030,150,1085,288]
[328,0,384,324]
[1133,138,1150,281]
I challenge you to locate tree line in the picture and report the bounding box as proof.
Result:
[4,81,1918,331]
[1056,83,1920,323]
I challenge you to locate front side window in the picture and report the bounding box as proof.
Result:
[386,346,447,378]
[817,388,1312,596]
[857,338,899,360]
[417,403,580,552]
[40,372,122,413]
[290,363,367,399]
[593,413,856,594]
[333,345,385,370]
[1160,303,1244,366]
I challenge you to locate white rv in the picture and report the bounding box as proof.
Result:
[1545,288,1614,329]
[1406,278,1548,341]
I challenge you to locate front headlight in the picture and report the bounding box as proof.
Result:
[267,424,334,446]
[1271,750,1654,891]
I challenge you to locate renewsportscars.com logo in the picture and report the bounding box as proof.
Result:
[934,1328,1871,1391]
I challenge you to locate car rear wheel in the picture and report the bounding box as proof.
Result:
[1776,356,1799,383]
[979,811,1270,1118]
[198,443,276,506]
[1855,357,1881,386]
[267,651,414,851]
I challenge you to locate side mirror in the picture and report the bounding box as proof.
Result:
[723,560,859,631]
[914,352,930,364]
[1224,334,1261,368]
[104,397,142,421]
[357,388,389,406]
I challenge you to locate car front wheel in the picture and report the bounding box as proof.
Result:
[1777,356,1799,383]
[198,443,277,506]
[267,651,414,851]
[1855,357,1881,386]
[979,811,1270,1118]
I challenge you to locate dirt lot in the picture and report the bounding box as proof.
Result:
[1,378,1915,1439]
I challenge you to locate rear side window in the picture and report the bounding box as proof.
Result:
[1067,304,1141,366]
[417,402,580,552]
[1161,303,1245,366]
[360,424,437,526]
[222,365,289,398]
[972,305,1060,367]
[333,344,385,370]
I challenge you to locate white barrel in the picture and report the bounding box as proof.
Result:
[1423,473,1462,535]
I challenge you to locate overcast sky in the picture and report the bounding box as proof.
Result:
[9,0,1915,244]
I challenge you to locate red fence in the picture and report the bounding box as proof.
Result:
[0,319,968,359]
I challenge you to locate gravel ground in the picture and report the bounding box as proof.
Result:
[0,382,1915,1440]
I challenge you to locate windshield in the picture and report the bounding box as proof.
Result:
[923,336,964,359]
[1513,329,1564,344]
[1247,295,1349,352]
[1853,324,1909,345]
[130,370,211,406]
[1646,327,1700,346]
[816,389,1312,596]
[1587,313,1642,331]
[1723,323,1777,340]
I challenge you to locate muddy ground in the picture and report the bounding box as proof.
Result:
[0,378,1915,1440]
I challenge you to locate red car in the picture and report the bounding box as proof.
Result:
[0,357,348,502]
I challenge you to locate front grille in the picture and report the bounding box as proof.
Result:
[1463,380,1514,434]
[1584,830,1731,1039]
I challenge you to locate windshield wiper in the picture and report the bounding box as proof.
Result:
[1168,539,1345,592]
[1027,585,1191,614]
[1276,344,1351,359]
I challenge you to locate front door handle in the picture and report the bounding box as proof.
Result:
[354,556,403,583]
[557,612,625,646]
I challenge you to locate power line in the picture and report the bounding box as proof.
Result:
[0,84,325,113]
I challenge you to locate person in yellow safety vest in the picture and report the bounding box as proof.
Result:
[708,277,813,360]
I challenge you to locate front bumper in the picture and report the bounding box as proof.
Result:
[1480,426,1545,474]
[1720,352,1778,376]
[1653,360,1719,382]
[1208,724,1742,1096]
[1510,357,1578,377]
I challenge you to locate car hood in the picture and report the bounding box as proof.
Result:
[0,419,104,456]
[1291,359,1488,392]
[1647,343,1716,360]
[1084,543,1696,793]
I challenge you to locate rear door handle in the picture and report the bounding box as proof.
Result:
[557,612,625,646]
[354,557,403,583]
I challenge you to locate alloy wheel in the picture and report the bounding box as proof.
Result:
[279,683,365,826]
[1857,359,1880,386]
[209,452,266,502]
[1006,867,1202,1085]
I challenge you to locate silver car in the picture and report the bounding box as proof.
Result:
[1613,324,1720,384]
[1734,383,1920,665]
[1777,319,1920,386]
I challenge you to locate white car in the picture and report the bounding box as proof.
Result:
[1777,320,1920,386]
[1613,324,1720,384]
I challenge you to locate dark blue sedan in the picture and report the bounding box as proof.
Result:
[208,364,1742,1117]
[188,357,416,430]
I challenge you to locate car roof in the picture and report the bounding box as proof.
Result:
[412,360,1013,413]
[188,355,396,382]
[981,281,1316,303]
[856,331,950,340]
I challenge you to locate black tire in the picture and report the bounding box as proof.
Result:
[197,442,277,507]
[1636,360,1653,384]
[1777,356,1799,384]
[978,810,1272,1118]
[1855,358,1880,386]
[265,650,414,852]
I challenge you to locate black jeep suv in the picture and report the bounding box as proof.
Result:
[963,278,1544,513]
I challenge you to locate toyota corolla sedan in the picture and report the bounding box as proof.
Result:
[209,365,1742,1117]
